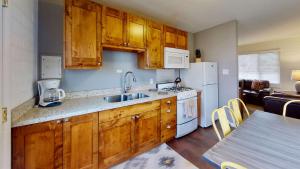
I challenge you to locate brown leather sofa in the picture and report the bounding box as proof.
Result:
[263,93,300,119]
[239,79,271,105]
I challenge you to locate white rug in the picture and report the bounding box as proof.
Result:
[111,144,199,169]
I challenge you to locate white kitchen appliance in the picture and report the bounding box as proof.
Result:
[164,47,190,69]
[37,79,66,107]
[182,62,219,128]
[157,82,198,138]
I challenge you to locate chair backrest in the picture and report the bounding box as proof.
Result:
[283,100,300,117]
[212,106,233,141]
[221,161,247,169]
[228,98,250,126]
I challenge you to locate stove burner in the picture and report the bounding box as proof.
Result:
[161,87,193,92]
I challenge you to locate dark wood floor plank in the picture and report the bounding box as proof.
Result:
[167,127,218,169]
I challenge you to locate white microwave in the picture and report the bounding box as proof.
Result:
[164,47,190,69]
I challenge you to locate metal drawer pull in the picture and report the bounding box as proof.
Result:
[56,120,62,124]
[166,125,171,129]
[132,116,136,120]
[166,109,171,113]
[167,101,171,104]
[135,115,140,119]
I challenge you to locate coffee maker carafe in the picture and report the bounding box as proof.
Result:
[37,79,65,107]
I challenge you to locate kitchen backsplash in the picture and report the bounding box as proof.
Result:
[62,51,157,92]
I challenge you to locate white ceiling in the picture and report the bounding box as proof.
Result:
[95,0,300,45]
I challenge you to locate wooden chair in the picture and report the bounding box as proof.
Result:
[283,100,300,117]
[228,98,250,127]
[221,161,247,169]
[212,106,234,141]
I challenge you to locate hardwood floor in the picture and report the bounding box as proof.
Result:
[167,127,218,169]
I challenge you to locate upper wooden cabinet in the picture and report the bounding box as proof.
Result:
[164,26,177,48]
[164,25,188,50]
[102,7,126,46]
[176,29,188,50]
[12,121,63,169]
[102,7,146,50]
[63,113,98,169]
[64,0,102,69]
[138,20,164,69]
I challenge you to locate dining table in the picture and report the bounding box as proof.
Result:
[203,110,300,169]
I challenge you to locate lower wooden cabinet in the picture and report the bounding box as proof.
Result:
[12,121,63,169]
[135,109,161,152]
[12,98,177,169]
[12,113,98,169]
[63,113,98,169]
[99,116,135,168]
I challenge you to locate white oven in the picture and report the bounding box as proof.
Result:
[176,92,198,138]
[164,47,190,69]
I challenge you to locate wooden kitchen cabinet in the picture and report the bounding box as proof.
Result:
[99,116,135,168]
[102,6,126,47]
[164,25,177,48]
[138,20,164,69]
[12,121,63,169]
[135,109,161,152]
[102,7,146,51]
[164,25,188,50]
[126,14,147,49]
[176,29,188,50]
[160,96,177,142]
[64,0,102,69]
[13,113,98,169]
[63,113,98,169]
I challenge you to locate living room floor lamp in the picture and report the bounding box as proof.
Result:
[291,70,300,93]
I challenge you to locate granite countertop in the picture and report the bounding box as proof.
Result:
[12,89,176,128]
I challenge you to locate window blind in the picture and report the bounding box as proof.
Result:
[238,51,280,84]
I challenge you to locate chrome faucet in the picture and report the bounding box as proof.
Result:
[123,71,137,93]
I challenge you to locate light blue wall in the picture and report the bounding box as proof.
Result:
[62,51,156,92]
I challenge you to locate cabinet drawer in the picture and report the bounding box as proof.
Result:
[161,119,176,132]
[128,100,160,115]
[161,97,176,112]
[99,107,129,123]
[161,111,176,125]
[99,100,161,123]
[161,123,176,142]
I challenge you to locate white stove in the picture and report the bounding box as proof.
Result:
[157,82,198,138]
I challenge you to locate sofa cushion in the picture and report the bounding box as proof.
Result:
[244,80,253,90]
[251,80,265,91]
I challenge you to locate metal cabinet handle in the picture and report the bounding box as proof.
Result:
[135,115,140,119]
[166,124,171,129]
[166,109,171,113]
[132,116,136,120]
[56,120,62,124]
[166,101,171,104]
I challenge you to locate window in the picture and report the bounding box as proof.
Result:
[238,51,280,84]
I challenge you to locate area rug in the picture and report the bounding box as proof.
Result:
[111,144,198,169]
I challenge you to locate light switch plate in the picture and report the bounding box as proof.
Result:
[222,69,230,75]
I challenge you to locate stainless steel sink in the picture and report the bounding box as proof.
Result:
[104,93,149,103]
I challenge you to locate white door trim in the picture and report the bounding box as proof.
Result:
[1,3,11,169]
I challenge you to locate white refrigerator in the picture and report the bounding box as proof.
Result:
[182,62,219,128]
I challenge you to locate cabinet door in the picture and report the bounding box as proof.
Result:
[164,26,177,48]
[64,0,102,69]
[146,21,164,68]
[126,14,146,49]
[12,121,63,169]
[176,29,188,50]
[99,116,135,168]
[135,109,161,152]
[102,7,125,46]
[63,113,98,169]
